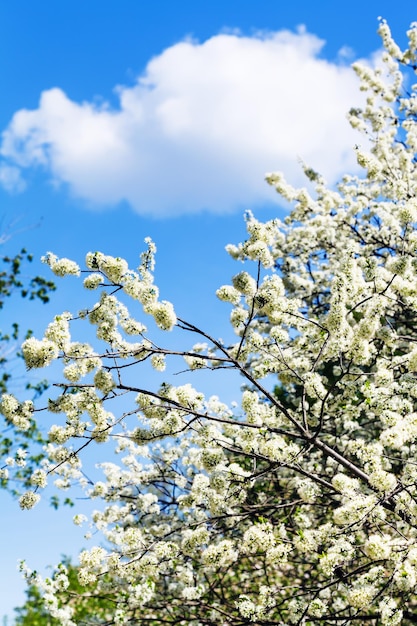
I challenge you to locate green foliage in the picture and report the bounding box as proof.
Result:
[13,582,55,626]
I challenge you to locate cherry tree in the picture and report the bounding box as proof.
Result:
[8,19,417,625]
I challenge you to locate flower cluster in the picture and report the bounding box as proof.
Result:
[41,252,80,277]
[0,394,34,431]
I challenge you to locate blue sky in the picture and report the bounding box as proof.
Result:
[0,0,416,620]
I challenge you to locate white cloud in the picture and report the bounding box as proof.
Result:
[0,28,368,217]
[0,164,26,193]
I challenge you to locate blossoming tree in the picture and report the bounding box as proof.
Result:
[8,19,417,626]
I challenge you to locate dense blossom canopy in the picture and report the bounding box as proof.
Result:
[8,19,417,626]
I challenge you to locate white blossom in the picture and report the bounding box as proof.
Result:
[19,491,41,510]
[42,252,80,277]
[22,337,59,368]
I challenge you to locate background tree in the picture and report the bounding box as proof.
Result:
[0,246,55,391]
[9,19,417,626]
[0,245,55,496]
[13,559,114,626]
